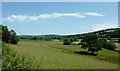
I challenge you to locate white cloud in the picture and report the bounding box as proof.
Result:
[52,13,85,17]
[92,21,118,31]
[28,16,39,20]
[37,13,85,19]
[3,12,104,22]
[3,15,27,22]
[84,12,105,16]
[11,15,17,18]
[16,15,27,21]
[7,17,14,22]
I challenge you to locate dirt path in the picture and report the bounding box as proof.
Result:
[115,43,120,49]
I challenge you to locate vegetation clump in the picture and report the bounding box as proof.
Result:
[81,34,102,54]
[104,42,117,50]
[63,39,72,45]
[100,38,117,50]
[2,25,19,44]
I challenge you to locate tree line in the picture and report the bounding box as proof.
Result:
[20,35,64,41]
[19,28,120,42]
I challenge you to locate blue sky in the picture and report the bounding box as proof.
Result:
[2,2,118,35]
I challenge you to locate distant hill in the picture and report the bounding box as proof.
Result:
[18,28,120,39]
[63,28,120,39]
[93,28,120,38]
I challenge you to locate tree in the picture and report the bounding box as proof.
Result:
[2,25,19,44]
[2,25,10,43]
[10,29,19,44]
[81,34,102,54]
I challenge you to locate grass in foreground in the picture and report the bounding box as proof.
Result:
[9,40,118,69]
[2,43,40,70]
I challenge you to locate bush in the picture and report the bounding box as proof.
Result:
[73,38,77,41]
[10,36,19,44]
[100,38,117,51]
[63,38,68,42]
[63,40,71,45]
[2,43,40,70]
[104,42,117,50]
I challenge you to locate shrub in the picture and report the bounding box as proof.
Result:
[63,38,69,42]
[10,36,19,44]
[63,40,71,45]
[73,38,77,41]
[100,38,117,51]
[104,42,117,50]
[70,38,74,42]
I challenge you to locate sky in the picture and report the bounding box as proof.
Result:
[2,2,118,35]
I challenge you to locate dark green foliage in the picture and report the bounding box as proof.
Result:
[63,40,71,45]
[100,38,117,50]
[70,38,74,42]
[2,25,19,44]
[2,25,10,43]
[107,42,117,50]
[19,35,63,41]
[33,36,37,40]
[10,30,20,44]
[118,38,120,43]
[63,38,69,42]
[81,34,102,54]
[96,28,120,38]
[100,38,108,47]
[73,37,78,42]
[103,42,117,50]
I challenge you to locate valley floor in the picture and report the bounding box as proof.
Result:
[9,40,119,69]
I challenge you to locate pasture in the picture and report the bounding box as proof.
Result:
[9,40,118,69]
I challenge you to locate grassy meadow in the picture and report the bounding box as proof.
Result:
[8,39,119,69]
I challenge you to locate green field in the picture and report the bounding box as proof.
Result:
[9,40,118,69]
